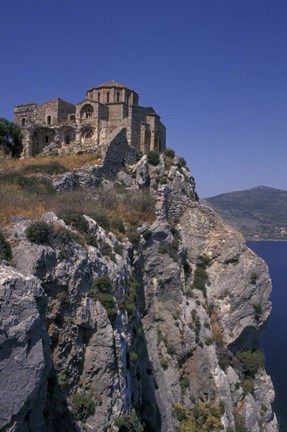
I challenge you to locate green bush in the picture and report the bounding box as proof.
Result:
[92,274,113,294]
[58,209,89,233]
[91,275,117,321]
[120,280,138,322]
[98,293,117,320]
[250,272,257,285]
[114,410,144,432]
[147,150,160,166]
[142,229,152,241]
[0,230,12,261]
[129,351,138,364]
[26,221,51,244]
[71,393,95,421]
[160,358,168,370]
[178,157,187,167]
[164,148,175,158]
[236,350,264,378]
[242,378,254,394]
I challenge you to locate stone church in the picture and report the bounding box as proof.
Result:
[14,81,166,157]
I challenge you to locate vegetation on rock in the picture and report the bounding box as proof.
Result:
[25,221,51,244]
[0,230,12,260]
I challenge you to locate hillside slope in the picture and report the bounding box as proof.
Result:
[0,131,278,431]
[205,186,287,240]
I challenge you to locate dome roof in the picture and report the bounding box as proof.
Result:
[96,81,128,89]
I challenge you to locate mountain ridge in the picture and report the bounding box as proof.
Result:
[205,185,287,240]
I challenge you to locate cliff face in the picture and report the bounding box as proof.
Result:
[0,140,278,431]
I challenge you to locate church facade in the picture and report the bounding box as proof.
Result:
[14,81,166,157]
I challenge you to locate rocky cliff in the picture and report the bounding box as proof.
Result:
[0,132,278,431]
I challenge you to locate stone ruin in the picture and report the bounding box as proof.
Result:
[14,81,166,158]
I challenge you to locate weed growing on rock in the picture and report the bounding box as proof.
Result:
[114,410,144,432]
[58,209,89,233]
[147,150,160,166]
[90,275,117,321]
[236,350,264,378]
[26,221,51,244]
[0,230,12,260]
[164,148,175,158]
[250,272,258,285]
[172,401,223,432]
[71,393,95,421]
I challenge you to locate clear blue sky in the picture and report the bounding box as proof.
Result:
[1,0,287,197]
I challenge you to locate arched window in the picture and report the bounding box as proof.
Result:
[107,92,110,103]
[65,135,71,144]
[85,131,92,139]
[47,116,51,125]
[21,118,26,126]
[80,104,94,119]
[70,114,76,122]
[117,92,120,102]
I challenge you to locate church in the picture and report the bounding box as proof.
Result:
[14,81,166,157]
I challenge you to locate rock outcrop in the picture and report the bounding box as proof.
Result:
[0,144,278,431]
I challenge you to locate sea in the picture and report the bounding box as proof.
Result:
[247,241,287,432]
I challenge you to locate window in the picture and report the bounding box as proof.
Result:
[86,108,92,118]
[47,116,51,125]
[126,94,130,105]
[65,135,70,144]
[98,93,101,102]
[84,131,92,139]
[45,136,49,143]
[21,118,26,126]
[107,92,110,103]
[70,115,76,122]
[117,92,120,102]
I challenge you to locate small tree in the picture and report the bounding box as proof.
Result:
[0,118,23,157]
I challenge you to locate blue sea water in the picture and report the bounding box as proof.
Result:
[247,241,287,432]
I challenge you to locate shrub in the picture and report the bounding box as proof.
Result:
[0,230,12,261]
[173,402,223,432]
[160,358,168,370]
[114,410,144,432]
[164,148,175,158]
[147,150,160,166]
[250,272,257,285]
[192,266,208,293]
[242,378,254,394]
[178,157,187,167]
[180,375,190,392]
[129,351,138,364]
[236,350,264,378]
[92,274,113,294]
[98,293,117,320]
[142,229,152,241]
[253,303,262,321]
[160,176,168,185]
[58,209,89,233]
[90,275,117,320]
[26,221,51,244]
[71,393,95,421]
[120,279,138,321]
[88,211,110,231]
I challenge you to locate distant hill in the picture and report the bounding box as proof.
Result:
[205,186,287,240]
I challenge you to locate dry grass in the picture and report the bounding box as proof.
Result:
[210,312,223,344]
[0,181,156,232]
[0,153,102,173]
